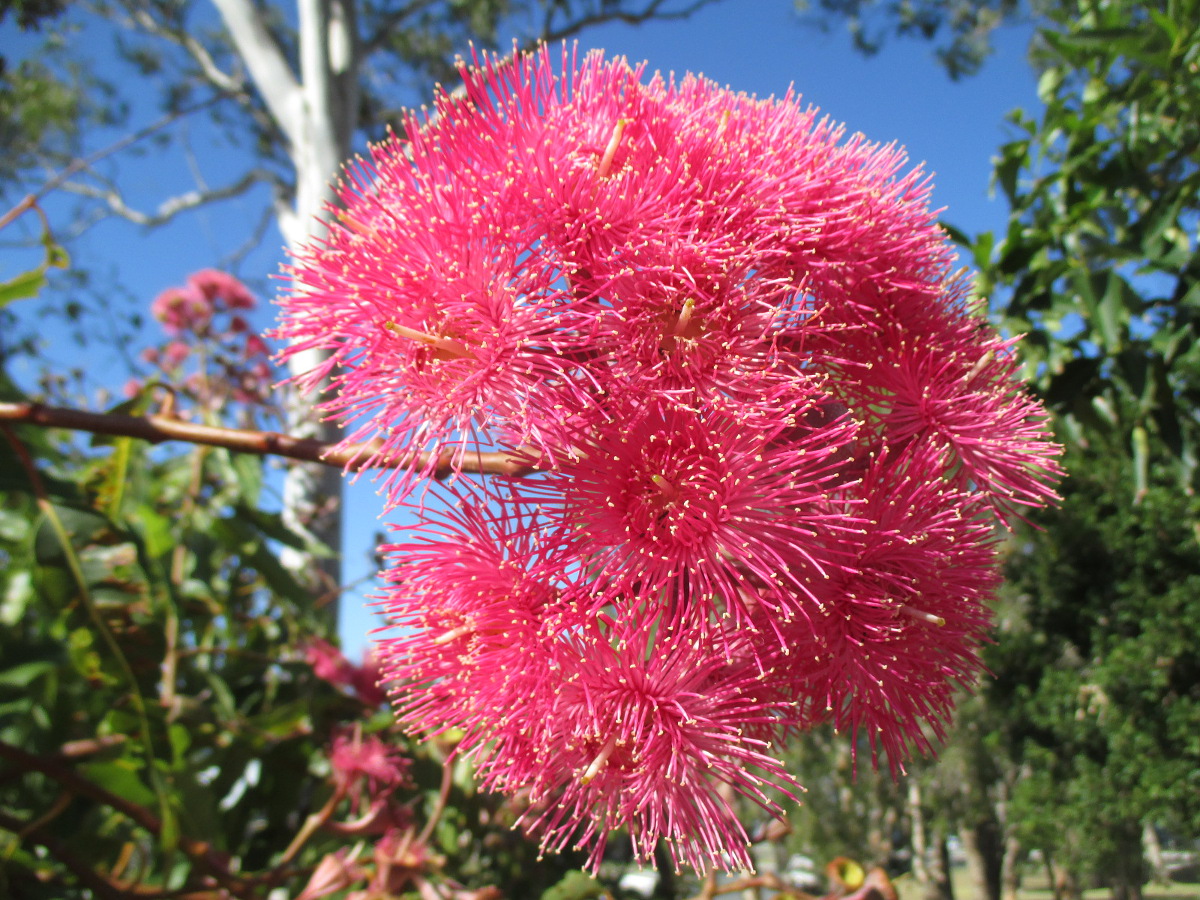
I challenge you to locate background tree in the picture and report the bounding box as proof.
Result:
[785,2,1199,896]
[948,0,1200,896]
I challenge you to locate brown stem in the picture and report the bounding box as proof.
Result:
[277,784,347,867]
[686,872,788,900]
[0,401,534,476]
[0,739,252,897]
[417,755,456,847]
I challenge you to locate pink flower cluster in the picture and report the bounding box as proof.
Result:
[137,269,275,410]
[304,637,388,708]
[278,46,1062,873]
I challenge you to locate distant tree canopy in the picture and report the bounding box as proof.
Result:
[794,0,1022,77]
[959,0,1200,896]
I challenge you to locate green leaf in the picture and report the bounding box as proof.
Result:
[1037,66,1064,103]
[0,267,47,307]
[33,503,114,567]
[0,658,57,688]
[80,756,159,809]
[541,870,606,900]
[0,234,69,307]
[133,504,175,560]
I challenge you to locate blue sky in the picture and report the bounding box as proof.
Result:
[3,2,1042,658]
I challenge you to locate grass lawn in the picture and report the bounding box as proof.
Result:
[892,867,1200,900]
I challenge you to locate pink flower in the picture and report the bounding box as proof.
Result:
[784,445,1000,766]
[243,333,271,360]
[377,487,568,742]
[471,614,803,873]
[294,849,365,900]
[188,268,256,310]
[329,729,410,794]
[161,340,190,370]
[507,388,864,631]
[304,638,357,688]
[151,285,211,336]
[350,650,387,708]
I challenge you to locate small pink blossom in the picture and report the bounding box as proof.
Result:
[329,729,410,794]
[151,285,211,336]
[161,340,190,369]
[243,333,270,360]
[294,849,365,900]
[188,268,255,309]
[304,637,357,688]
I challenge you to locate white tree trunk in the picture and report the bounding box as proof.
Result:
[213,0,360,622]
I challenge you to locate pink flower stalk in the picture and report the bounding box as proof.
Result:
[284,44,1065,874]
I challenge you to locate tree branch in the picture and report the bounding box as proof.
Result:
[0,96,227,234]
[0,401,533,477]
[210,0,305,150]
[0,739,251,897]
[126,4,246,96]
[540,0,725,44]
[60,167,278,228]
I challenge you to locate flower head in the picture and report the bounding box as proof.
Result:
[284,44,1063,875]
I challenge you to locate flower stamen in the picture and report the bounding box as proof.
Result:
[672,297,697,336]
[900,606,946,627]
[433,624,474,645]
[581,735,618,785]
[598,119,630,178]
[383,321,476,359]
[650,474,678,500]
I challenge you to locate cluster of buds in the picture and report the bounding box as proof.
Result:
[297,640,506,900]
[132,269,274,413]
[278,46,1062,872]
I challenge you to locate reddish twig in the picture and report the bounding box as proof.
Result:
[0,401,533,476]
[687,871,791,900]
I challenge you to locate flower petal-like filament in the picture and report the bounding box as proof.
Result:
[433,624,474,645]
[900,606,946,627]
[598,118,630,178]
[383,321,475,359]
[581,735,618,785]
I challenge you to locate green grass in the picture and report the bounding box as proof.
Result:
[892,866,1200,900]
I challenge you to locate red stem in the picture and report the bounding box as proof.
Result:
[0,401,533,476]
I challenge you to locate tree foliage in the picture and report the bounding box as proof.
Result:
[945,0,1200,894]
[963,0,1200,493]
[793,0,1023,78]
